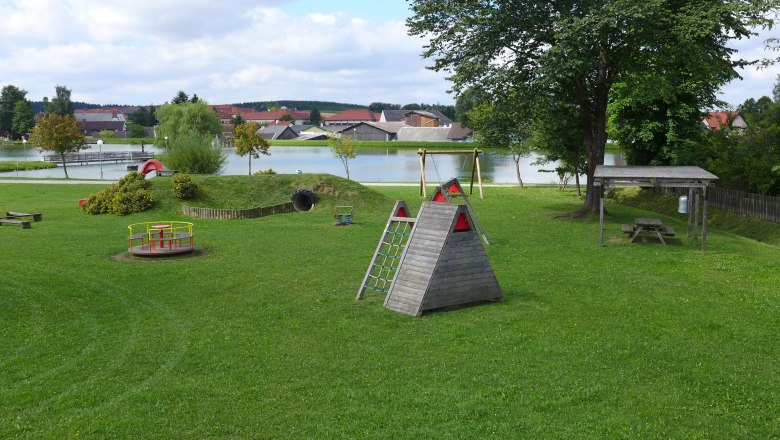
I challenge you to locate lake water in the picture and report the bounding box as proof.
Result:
[0,143,625,183]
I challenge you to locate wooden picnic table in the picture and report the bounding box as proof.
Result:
[628,217,674,244]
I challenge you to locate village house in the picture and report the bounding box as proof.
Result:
[703,111,747,131]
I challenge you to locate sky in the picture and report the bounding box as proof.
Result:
[0,0,778,108]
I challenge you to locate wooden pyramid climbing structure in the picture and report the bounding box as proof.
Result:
[429,178,489,245]
[383,202,503,317]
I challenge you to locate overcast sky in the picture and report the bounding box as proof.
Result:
[0,0,778,108]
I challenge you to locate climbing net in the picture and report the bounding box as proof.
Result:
[358,217,414,298]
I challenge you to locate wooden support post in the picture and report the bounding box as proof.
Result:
[687,188,693,237]
[476,154,484,199]
[702,186,708,253]
[469,148,478,195]
[598,183,605,247]
[693,191,700,245]
[419,149,427,197]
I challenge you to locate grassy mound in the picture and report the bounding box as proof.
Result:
[147,173,392,216]
[610,187,780,245]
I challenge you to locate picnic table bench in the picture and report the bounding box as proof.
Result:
[622,217,675,244]
[0,218,31,228]
[6,211,43,222]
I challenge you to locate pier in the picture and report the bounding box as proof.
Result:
[43,151,152,165]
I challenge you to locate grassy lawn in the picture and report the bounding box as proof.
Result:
[0,161,58,173]
[1,176,779,438]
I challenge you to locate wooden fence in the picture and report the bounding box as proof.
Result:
[661,187,780,223]
[181,201,294,220]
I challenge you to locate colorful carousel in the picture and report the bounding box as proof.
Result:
[128,221,194,257]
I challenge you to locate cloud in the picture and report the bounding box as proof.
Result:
[1,0,775,108]
[0,0,452,106]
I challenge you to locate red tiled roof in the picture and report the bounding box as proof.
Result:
[323,109,377,122]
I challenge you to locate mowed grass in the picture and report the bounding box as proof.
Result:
[1,177,779,439]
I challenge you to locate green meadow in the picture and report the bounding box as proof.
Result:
[2,175,779,438]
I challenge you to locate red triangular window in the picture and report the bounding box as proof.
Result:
[432,191,447,203]
[453,213,471,232]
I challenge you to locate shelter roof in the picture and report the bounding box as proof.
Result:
[594,166,718,182]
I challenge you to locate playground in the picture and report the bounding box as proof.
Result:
[2,175,780,438]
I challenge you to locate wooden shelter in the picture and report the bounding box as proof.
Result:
[383,202,503,317]
[593,166,719,251]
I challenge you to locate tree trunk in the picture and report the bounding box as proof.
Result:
[575,172,582,199]
[248,156,252,176]
[513,154,524,188]
[60,152,69,178]
[580,79,610,215]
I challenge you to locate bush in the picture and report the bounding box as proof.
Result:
[81,171,155,215]
[98,130,116,139]
[253,168,277,175]
[172,174,198,199]
[127,124,147,138]
[162,131,226,174]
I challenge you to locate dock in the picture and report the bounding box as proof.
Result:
[43,151,152,165]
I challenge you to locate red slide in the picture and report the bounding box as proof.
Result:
[139,159,163,175]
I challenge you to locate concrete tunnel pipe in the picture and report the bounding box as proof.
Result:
[291,189,317,212]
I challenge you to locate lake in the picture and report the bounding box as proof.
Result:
[0,143,625,183]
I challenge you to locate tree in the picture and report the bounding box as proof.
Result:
[279,114,293,122]
[127,123,147,138]
[408,0,778,214]
[230,113,245,127]
[29,114,86,178]
[1,85,28,138]
[530,98,588,198]
[233,121,270,175]
[47,85,74,116]
[190,93,199,103]
[11,99,35,139]
[129,105,158,126]
[155,100,223,146]
[368,102,401,113]
[466,95,532,188]
[327,132,356,180]
[307,108,322,126]
[454,87,486,128]
[171,90,189,105]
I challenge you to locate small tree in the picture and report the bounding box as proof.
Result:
[11,99,36,139]
[47,85,74,116]
[327,132,356,180]
[127,123,147,138]
[29,114,86,178]
[233,121,270,175]
[99,130,116,139]
[230,113,245,127]
[307,108,322,126]
[171,90,189,105]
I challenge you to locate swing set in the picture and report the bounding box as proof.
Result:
[418,148,485,199]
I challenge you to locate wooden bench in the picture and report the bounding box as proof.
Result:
[621,224,635,234]
[661,226,676,237]
[156,170,177,177]
[6,211,42,222]
[0,218,31,229]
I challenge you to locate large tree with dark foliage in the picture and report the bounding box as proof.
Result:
[0,85,28,138]
[408,0,780,214]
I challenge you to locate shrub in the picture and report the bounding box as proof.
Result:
[98,130,116,139]
[172,173,198,199]
[253,168,277,175]
[81,171,155,215]
[162,131,226,174]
